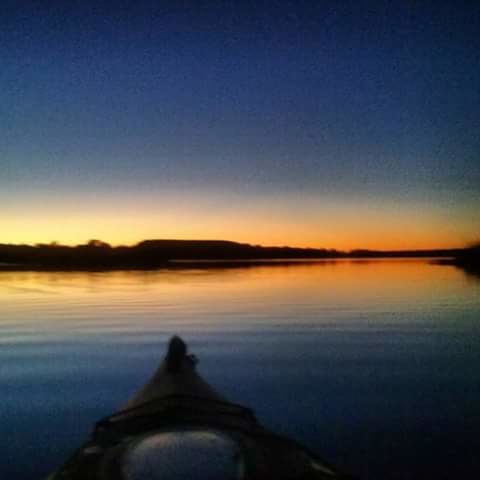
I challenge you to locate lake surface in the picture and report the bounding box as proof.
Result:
[1,260,479,479]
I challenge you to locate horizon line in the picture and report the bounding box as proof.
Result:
[0,237,473,253]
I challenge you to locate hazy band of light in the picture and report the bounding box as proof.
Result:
[1,188,477,250]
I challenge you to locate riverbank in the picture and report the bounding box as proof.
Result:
[0,239,465,271]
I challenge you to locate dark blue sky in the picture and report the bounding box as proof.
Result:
[1,1,479,248]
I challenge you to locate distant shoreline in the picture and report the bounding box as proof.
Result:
[0,238,473,272]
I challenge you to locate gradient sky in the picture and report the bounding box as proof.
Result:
[1,1,479,250]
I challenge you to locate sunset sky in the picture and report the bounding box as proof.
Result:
[2,1,479,250]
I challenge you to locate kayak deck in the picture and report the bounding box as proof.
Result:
[50,336,353,480]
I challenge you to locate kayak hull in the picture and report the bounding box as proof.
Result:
[49,337,352,480]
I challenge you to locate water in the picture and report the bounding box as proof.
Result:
[0,260,479,479]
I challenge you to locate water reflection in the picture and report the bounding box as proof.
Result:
[0,260,479,479]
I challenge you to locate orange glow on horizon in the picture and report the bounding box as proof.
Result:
[0,218,473,251]
[1,190,477,251]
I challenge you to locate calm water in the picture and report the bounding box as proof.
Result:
[1,260,479,479]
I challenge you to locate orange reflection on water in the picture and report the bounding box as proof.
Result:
[0,260,471,335]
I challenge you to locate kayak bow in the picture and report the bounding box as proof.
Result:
[49,336,352,480]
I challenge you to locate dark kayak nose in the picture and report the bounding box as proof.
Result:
[166,335,187,373]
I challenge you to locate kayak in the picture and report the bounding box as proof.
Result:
[49,336,352,479]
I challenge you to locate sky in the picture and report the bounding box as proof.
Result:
[1,0,479,250]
